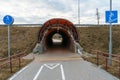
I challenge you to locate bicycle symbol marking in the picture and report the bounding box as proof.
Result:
[109,12,117,23]
[106,11,118,23]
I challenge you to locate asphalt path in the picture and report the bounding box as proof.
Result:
[8,59,119,80]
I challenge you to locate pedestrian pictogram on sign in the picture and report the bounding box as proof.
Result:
[3,15,14,25]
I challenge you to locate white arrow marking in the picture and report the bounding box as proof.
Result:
[44,63,60,69]
[33,63,65,80]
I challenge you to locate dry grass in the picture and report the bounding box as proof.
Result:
[0,25,120,58]
[0,59,32,80]
[0,26,40,58]
[0,25,120,79]
[77,26,120,54]
[78,26,120,78]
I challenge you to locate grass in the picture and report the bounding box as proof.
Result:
[0,26,40,58]
[0,26,36,79]
[0,59,32,80]
[0,25,120,58]
[77,26,120,54]
[0,25,120,79]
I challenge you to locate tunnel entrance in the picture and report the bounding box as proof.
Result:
[45,28,71,50]
[37,18,79,53]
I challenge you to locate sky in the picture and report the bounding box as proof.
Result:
[0,0,119,24]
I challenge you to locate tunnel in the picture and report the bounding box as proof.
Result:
[38,18,79,52]
[45,28,71,48]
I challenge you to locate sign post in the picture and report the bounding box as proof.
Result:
[105,0,118,65]
[3,15,14,71]
[78,0,80,24]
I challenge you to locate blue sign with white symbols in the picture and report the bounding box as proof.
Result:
[3,15,14,25]
[105,11,118,23]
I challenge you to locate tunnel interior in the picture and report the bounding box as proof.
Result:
[45,28,71,49]
[38,18,79,52]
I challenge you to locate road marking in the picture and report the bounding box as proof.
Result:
[60,64,66,80]
[9,66,29,80]
[44,63,60,69]
[33,65,44,80]
[33,63,65,80]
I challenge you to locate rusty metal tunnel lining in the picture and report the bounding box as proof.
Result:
[38,18,78,51]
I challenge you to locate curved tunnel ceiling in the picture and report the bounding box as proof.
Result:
[38,18,79,43]
[38,18,79,50]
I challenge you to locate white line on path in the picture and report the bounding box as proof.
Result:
[33,63,65,80]
[60,64,66,80]
[33,65,44,80]
[8,66,29,80]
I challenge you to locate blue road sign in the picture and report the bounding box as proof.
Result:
[3,15,14,69]
[3,15,14,25]
[105,11,118,23]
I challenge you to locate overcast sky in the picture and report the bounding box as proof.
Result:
[0,0,119,24]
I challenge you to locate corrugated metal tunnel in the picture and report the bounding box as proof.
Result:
[38,18,79,52]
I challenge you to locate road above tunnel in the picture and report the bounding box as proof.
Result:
[8,51,118,80]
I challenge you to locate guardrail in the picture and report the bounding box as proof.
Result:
[90,50,120,78]
[0,52,27,73]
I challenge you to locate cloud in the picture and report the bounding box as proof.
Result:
[0,0,119,24]
[44,0,71,12]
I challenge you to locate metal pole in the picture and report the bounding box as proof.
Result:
[109,0,112,65]
[96,8,100,25]
[8,25,11,67]
[78,0,80,24]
